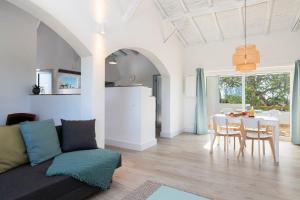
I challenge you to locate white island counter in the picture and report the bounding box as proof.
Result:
[105,86,156,151]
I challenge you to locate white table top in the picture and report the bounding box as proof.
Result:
[214,114,279,124]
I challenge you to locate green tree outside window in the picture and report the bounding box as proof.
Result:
[219,74,290,111]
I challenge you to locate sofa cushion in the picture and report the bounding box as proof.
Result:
[0,160,100,200]
[61,119,97,152]
[0,125,28,173]
[20,119,62,166]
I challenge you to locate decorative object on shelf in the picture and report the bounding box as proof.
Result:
[232,0,260,73]
[58,69,81,90]
[32,84,41,95]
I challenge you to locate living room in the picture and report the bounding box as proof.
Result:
[1,0,300,200]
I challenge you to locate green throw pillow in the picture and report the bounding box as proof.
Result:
[0,125,28,173]
[20,119,62,166]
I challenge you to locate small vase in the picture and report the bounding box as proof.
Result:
[32,87,40,95]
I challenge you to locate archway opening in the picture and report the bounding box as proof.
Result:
[1,0,107,149]
[104,48,171,150]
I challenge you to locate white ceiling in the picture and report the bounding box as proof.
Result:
[154,0,300,46]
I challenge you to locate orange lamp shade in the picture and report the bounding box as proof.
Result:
[235,63,256,72]
[232,44,260,72]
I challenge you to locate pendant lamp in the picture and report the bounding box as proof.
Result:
[233,0,260,72]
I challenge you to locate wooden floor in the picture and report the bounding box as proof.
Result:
[89,133,300,200]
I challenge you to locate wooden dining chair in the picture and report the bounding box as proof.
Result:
[243,116,271,155]
[238,118,276,164]
[210,116,242,156]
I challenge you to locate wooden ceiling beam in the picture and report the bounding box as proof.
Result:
[264,0,274,34]
[239,7,245,38]
[178,0,207,43]
[122,0,144,22]
[291,2,300,32]
[191,17,207,44]
[164,0,268,22]
[178,0,188,12]
[154,0,188,46]
[212,12,224,41]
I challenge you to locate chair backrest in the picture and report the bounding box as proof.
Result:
[240,117,264,139]
[242,117,260,130]
[6,113,36,125]
[213,116,228,133]
[265,109,280,118]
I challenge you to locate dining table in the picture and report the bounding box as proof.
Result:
[213,114,280,165]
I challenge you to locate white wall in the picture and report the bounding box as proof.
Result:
[0,0,83,125]
[8,0,184,147]
[37,22,81,71]
[30,95,82,125]
[106,53,160,88]
[0,0,38,124]
[184,31,300,74]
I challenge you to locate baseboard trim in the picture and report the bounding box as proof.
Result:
[105,138,157,151]
[160,130,183,138]
[183,128,194,133]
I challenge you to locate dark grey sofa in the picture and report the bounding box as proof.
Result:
[0,126,121,200]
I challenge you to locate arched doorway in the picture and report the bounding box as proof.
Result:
[105,48,171,143]
[6,0,108,147]
[6,0,91,57]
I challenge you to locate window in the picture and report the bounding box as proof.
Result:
[218,73,290,111]
[36,70,52,94]
[219,76,242,104]
[246,73,290,111]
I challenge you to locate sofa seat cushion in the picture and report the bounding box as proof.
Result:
[0,160,99,200]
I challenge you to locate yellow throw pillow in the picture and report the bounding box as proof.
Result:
[0,125,28,173]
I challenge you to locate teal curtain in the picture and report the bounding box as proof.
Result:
[195,68,208,134]
[292,60,300,145]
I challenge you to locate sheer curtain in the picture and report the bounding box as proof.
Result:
[292,60,300,145]
[195,68,208,135]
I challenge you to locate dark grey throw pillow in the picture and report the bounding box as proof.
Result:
[61,119,97,152]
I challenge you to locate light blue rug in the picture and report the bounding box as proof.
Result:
[147,185,209,200]
[122,181,209,200]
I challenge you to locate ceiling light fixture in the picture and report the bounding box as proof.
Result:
[108,55,117,65]
[232,0,260,73]
[98,23,106,35]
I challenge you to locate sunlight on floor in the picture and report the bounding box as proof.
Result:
[203,140,211,151]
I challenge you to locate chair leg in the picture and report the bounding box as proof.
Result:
[224,136,226,152]
[238,138,245,159]
[268,138,276,162]
[226,135,229,160]
[263,140,265,156]
[210,135,217,154]
[251,139,254,156]
[238,136,242,154]
[234,136,236,150]
[258,139,261,166]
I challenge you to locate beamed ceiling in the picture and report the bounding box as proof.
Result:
[153,0,300,46]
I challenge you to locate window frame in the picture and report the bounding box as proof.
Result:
[218,75,243,104]
[205,66,293,111]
